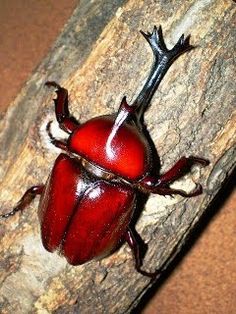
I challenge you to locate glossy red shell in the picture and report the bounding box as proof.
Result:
[38,153,135,265]
[68,115,150,180]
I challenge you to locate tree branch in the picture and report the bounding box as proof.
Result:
[0,1,235,313]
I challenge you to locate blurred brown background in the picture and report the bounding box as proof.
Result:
[0,1,235,313]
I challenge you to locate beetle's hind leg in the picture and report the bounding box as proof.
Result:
[0,185,44,219]
[45,81,79,134]
[125,228,159,278]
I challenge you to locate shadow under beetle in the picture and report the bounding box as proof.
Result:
[1,26,209,277]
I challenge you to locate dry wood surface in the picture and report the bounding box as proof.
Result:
[0,0,235,313]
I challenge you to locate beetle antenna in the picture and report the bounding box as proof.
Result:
[132,25,194,121]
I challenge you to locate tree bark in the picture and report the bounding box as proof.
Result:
[0,1,235,313]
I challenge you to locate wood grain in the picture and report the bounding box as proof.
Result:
[0,1,235,313]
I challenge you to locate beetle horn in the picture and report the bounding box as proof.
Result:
[132,25,194,121]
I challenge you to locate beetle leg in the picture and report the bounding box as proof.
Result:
[158,156,209,185]
[0,185,44,219]
[138,156,209,197]
[45,81,79,134]
[125,228,159,278]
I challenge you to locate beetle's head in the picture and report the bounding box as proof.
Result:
[68,98,151,181]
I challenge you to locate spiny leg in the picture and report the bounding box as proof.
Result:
[139,156,209,197]
[132,26,194,121]
[0,185,44,219]
[125,228,159,278]
[45,81,79,134]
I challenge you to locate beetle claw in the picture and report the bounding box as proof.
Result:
[136,266,160,279]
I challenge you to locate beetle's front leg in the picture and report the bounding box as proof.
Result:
[45,81,79,134]
[125,228,159,278]
[138,156,209,197]
[0,185,44,219]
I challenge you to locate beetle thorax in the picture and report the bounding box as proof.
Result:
[68,114,151,181]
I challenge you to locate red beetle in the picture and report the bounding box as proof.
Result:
[1,26,208,277]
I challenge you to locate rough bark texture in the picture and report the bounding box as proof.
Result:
[0,1,235,313]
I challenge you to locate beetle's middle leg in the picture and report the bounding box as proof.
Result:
[45,81,79,134]
[125,228,158,278]
[138,156,209,197]
[0,185,44,219]
[157,156,209,185]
